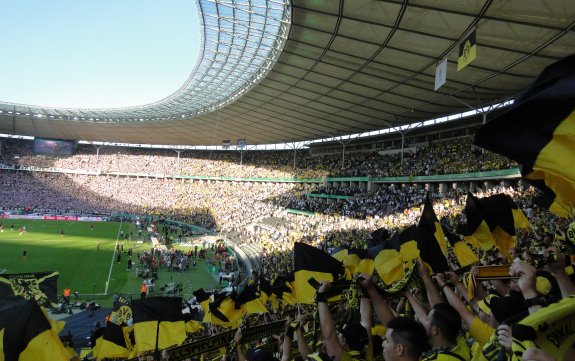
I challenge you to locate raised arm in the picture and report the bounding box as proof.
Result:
[435,273,476,329]
[281,318,293,361]
[295,315,312,359]
[317,281,345,361]
[417,260,444,307]
[358,273,396,325]
[360,296,374,361]
[233,327,248,361]
[404,290,429,326]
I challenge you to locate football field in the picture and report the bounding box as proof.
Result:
[0,219,219,307]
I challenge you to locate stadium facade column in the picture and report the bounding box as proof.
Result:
[469,181,482,193]
[367,177,378,192]
[438,183,447,195]
[360,179,367,192]
[484,180,494,192]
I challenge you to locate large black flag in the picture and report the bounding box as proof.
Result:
[0,298,69,361]
[0,272,59,308]
[416,195,450,273]
[131,296,186,352]
[293,242,344,304]
[475,54,575,218]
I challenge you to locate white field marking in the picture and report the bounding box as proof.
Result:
[105,222,123,295]
[0,269,6,274]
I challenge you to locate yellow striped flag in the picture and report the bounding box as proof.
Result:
[416,195,450,273]
[97,322,130,360]
[0,298,69,361]
[294,242,344,304]
[233,285,268,315]
[373,227,420,285]
[475,54,575,218]
[465,192,528,260]
[131,296,186,353]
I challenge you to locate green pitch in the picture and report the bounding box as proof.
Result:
[0,220,220,307]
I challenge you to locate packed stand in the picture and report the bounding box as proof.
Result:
[1,136,516,179]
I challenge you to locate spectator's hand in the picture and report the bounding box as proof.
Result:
[522,347,556,361]
[233,327,243,343]
[284,316,292,331]
[416,259,430,278]
[317,281,331,294]
[357,273,375,291]
[272,333,283,346]
[543,246,565,275]
[509,260,538,297]
[432,273,446,288]
[471,266,480,278]
[446,271,460,286]
[496,324,512,352]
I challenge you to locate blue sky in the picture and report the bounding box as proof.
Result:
[0,0,200,109]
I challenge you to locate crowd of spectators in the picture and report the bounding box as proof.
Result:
[1,136,515,179]
[0,136,571,361]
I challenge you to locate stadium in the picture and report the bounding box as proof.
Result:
[0,1,574,361]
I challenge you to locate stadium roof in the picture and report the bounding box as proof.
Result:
[1,0,574,146]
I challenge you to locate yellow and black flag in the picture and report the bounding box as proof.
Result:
[294,242,345,304]
[131,296,186,353]
[466,192,529,260]
[193,288,211,312]
[373,227,420,285]
[0,272,59,308]
[108,294,132,325]
[272,274,297,306]
[0,298,69,361]
[90,325,106,359]
[529,179,571,218]
[416,195,450,273]
[97,321,130,360]
[193,288,234,326]
[445,229,478,268]
[233,285,268,315]
[475,54,575,218]
[258,276,273,305]
[332,248,374,279]
[344,250,374,279]
[457,30,477,71]
[464,192,496,251]
[207,291,243,328]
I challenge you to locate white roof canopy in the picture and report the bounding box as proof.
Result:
[1,0,574,146]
